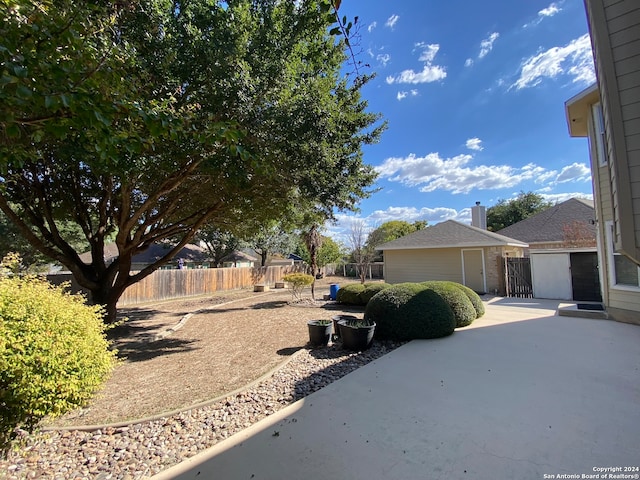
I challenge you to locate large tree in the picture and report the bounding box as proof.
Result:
[486,192,551,232]
[0,0,384,321]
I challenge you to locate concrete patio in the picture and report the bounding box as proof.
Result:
[152,297,640,480]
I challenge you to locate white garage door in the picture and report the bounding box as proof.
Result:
[530,253,572,300]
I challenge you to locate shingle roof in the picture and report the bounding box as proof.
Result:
[79,242,210,264]
[496,197,596,244]
[376,220,528,250]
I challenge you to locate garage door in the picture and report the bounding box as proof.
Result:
[531,253,572,300]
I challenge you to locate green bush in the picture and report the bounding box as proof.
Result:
[359,283,391,305]
[336,283,365,305]
[364,283,455,340]
[421,281,477,328]
[0,272,117,451]
[453,283,485,318]
[282,273,314,300]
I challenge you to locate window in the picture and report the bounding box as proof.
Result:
[591,102,607,166]
[606,221,640,288]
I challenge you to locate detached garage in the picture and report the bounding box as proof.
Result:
[530,248,602,302]
[377,220,528,294]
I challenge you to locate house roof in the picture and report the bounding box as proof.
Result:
[220,250,258,263]
[376,220,528,251]
[496,198,596,244]
[79,242,210,264]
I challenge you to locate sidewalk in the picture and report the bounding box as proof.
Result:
[152,298,640,480]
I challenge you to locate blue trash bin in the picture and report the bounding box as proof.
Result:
[330,283,339,300]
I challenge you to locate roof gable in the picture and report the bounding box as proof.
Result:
[496,198,596,244]
[377,220,528,250]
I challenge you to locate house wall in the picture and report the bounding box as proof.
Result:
[383,246,522,294]
[384,248,463,285]
[586,93,640,324]
[584,0,640,264]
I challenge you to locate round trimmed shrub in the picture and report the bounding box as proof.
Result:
[364,283,455,340]
[421,281,477,328]
[336,283,365,305]
[0,274,117,450]
[453,283,485,318]
[359,282,391,305]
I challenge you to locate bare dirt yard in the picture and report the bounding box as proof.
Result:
[47,277,366,427]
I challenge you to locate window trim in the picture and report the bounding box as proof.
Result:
[591,102,607,167]
[605,220,640,291]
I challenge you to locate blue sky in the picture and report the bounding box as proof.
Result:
[326,0,595,243]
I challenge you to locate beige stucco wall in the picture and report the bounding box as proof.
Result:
[383,246,525,295]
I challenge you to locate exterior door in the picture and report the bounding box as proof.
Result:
[570,252,602,302]
[462,249,486,293]
[530,253,572,300]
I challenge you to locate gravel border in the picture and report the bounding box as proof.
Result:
[1,340,404,479]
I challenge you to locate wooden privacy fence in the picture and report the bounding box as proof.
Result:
[48,265,304,307]
[503,257,533,298]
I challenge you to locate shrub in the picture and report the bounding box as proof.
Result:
[453,283,485,318]
[282,273,314,300]
[364,283,455,340]
[359,283,391,305]
[336,283,365,305]
[421,281,477,328]
[0,270,117,451]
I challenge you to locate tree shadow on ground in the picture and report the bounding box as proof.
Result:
[113,337,200,363]
[251,300,288,310]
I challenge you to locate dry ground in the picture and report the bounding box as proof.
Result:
[47,277,365,427]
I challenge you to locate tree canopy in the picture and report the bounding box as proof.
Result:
[0,0,385,321]
[486,192,551,232]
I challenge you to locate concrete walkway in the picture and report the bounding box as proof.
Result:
[152,297,640,480]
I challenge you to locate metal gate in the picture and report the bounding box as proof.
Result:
[504,257,533,298]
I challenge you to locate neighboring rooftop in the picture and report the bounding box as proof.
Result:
[376,219,528,250]
[496,198,596,245]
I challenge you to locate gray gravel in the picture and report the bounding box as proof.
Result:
[1,341,402,479]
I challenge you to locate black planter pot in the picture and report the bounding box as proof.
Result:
[338,321,376,351]
[307,320,332,347]
[331,315,358,340]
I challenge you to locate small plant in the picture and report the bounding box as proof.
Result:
[282,273,314,301]
[343,317,374,328]
[0,254,117,452]
[311,319,332,326]
[452,283,485,318]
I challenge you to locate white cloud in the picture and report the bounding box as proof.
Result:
[368,206,462,224]
[523,2,563,28]
[464,58,474,67]
[386,65,447,84]
[466,137,483,151]
[554,162,592,183]
[386,14,399,29]
[479,32,500,59]
[539,2,561,17]
[386,44,446,85]
[376,153,590,195]
[414,42,440,63]
[377,53,391,67]
[368,21,377,33]
[511,33,595,90]
[396,89,419,101]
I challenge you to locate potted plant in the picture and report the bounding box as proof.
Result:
[307,319,333,347]
[331,314,358,340]
[338,317,376,351]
